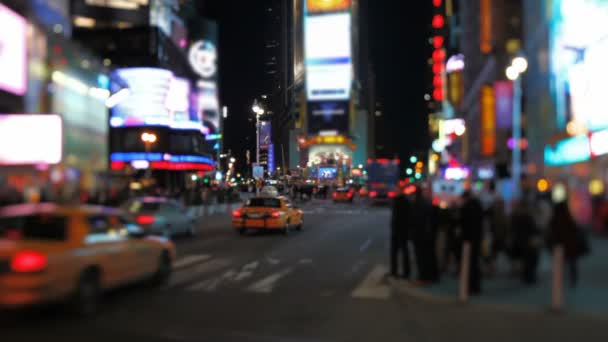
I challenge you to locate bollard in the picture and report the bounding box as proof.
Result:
[552,245,564,312]
[459,241,471,303]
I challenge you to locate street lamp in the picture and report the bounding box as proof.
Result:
[252,99,266,194]
[506,55,528,200]
[141,132,157,178]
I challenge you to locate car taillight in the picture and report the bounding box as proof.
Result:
[270,210,281,218]
[347,192,353,198]
[388,191,397,198]
[11,251,47,273]
[370,191,377,198]
[232,209,243,217]
[333,193,338,198]
[359,189,365,195]
[136,215,155,225]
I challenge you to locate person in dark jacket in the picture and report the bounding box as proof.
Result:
[460,190,484,295]
[390,190,411,279]
[511,200,541,284]
[409,187,439,284]
[549,201,587,287]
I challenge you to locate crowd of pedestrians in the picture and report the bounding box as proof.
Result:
[389,180,592,295]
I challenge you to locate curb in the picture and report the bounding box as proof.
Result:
[388,279,608,321]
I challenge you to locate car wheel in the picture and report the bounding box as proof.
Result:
[151,252,172,287]
[72,269,100,317]
[283,220,291,236]
[296,221,303,231]
[238,228,247,235]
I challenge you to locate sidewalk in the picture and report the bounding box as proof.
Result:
[393,236,608,317]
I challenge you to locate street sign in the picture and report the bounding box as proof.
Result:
[253,165,264,179]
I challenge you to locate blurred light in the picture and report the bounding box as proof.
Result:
[131,160,150,169]
[129,182,143,190]
[191,174,198,181]
[409,156,417,163]
[537,178,550,193]
[512,56,528,74]
[223,106,228,118]
[590,130,608,157]
[566,120,587,136]
[431,154,439,161]
[406,168,413,175]
[53,24,63,34]
[141,132,157,143]
[416,161,424,168]
[433,88,444,101]
[432,36,444,48]
[454,123,466,136]
[552,183,567,203]
[415,173,422,180]
[433,0,442,6]
[432,139,445,152]
[105,88,131,108]
[444,167,469,180]
[589,179,604,196]
[446,54,465,73]
[424,94,431,101]
[506,66,519,80]
[432,14,445,28]
[103,58,112,66]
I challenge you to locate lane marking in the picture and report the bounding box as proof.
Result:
[351,264,391,299]
[187,268,237,291]
[266,257,280,265]
[173,254,211,270]
[233,261,260,282]
[246,267,294,293]
[299,258,313,264]
[166,259,231,289]
[359,238,373,252]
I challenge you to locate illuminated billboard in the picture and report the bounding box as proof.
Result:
[551,0,608,131]
[0,3,27,96]
[305,13,352,101]
[307,0,351,13]
[307,101,349,135]
[110,68,202,130]
[0,115,62,165]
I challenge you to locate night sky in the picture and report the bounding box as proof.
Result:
[204,0,432,167]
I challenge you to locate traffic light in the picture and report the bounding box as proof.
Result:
[203,177,210,184]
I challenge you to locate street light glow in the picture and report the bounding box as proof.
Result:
[506,66,519,81]
[512,56,528,74]
[141,132,157,143]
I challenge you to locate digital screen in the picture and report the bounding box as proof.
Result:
[318,167,338,179]
[307,101,349,135]
[551,0,608,131]
[259,121,272,149]
[0,3,27,95]
[305,13,352,101]
[0,115,62,165]
[110,68,201,130]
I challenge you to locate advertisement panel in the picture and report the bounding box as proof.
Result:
[110,68,200,130]
[259,121,272,149]
[307,0,351,13]
[0,115,62,165]
[307,101,349,135]
[0,3,27,96]
[480,85,496,156]
[494,81,513,129]
[480,0,492,54]
[551,0,608,131]
[305,13,352,101]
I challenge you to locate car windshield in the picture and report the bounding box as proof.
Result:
[126,201,162,213]
[246,198,281,208]
[0,215,68,241]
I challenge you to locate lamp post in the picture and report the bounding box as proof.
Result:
[506,56,528,201]
[141,132,157,179]
[252,99,265,194]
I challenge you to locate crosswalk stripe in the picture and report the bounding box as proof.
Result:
[166,258,231,289]
[351,264,391,299]
[246,267,294,294]
[173,255,211,270]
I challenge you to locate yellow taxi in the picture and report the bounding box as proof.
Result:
[0,203,176,315]
[332,187,355,203]
[232,196,303,235]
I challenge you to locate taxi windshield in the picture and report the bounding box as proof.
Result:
[127,201,162,213]
[0,215,68,241]
[246,198,281,208]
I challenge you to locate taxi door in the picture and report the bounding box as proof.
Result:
[284,199,302,226]
[83,215,140,287]
[119,216,157,276]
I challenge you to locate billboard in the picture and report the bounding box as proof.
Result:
[305,13,352,101]
[494,81,513,129]
[551,0,608,131]
[307,0,351,13]
[110,68,201,130]
[0,115,62,165]
[0,3,27,96]
[480,85,496,156]
[259,121,272,149]
[307,101,349,135]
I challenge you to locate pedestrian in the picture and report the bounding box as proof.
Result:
[548,201,589,287]
[510,200,541,284]
[487,181,509,275]
[390,187,411,279]
[409,187,438,284]
[460,190,484,295]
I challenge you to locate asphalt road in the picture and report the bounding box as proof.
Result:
[2,199,607,341]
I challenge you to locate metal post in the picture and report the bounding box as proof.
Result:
[459,241,471,303]
[256,114,260,195]
[552,245,564,312]
[512,76,522,200]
